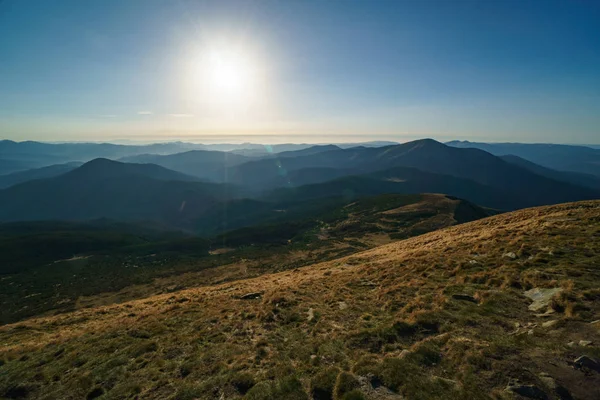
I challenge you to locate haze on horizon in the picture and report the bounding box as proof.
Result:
[1,0,599,145]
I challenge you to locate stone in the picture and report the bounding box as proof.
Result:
[567,342,576,347]
[524,288,563,312]
[534,309,556,318]
[165,284,184,293]
[503,252,517,259]
[452,294,478,303]
[307,308,315,322]
[338,301,348,310]
[538,373,557,390]
[542,320,558,328]
[356,374,403,399]
[574,355,600,372]
[239,292,263,300]
[579,340,592,347]
[505,382,548,399]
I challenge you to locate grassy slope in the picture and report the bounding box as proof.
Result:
[0,194,484,325]
[1,201,600,399]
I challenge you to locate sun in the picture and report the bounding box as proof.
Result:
[208,50,250,95]
[188,44,263,110]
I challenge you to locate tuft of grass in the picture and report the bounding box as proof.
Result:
[339,390,367,400]
[310,367,340,400]
[333,372,360,400]
[229,371,256,395]
[246,376,308,400]
[346,320,418,352]
[407,341,442,367]
[376,357,414,391]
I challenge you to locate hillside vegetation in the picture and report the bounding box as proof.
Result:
[1,201,599,399]
[0,194,486,325]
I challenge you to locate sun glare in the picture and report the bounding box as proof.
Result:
[188,43,264,111]
[208,50,250,94]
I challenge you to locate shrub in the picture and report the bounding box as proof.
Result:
[310,367,340,400]
[129,341,158,358]
[86,387,104,400]
[377,358,413,391]
[230,372,255,394]
[333,372,360,400]
[407,342,441,367]
[340,390,367,400]
[246,377,308,400]
[346,321,418,352]
[174,383,203,400]
[351,354,380,376]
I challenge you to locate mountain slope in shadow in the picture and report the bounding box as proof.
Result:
[0,159,238,225]
[223,139,600,207]
[500,154,600,190]
[0,162,82,189]
[447,140,600,177]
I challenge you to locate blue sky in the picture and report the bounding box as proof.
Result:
[0,0,599,144]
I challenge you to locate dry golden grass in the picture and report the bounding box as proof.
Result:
[1,201,599,399]
[29,193,472,319]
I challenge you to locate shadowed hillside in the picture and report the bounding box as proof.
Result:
[119,150,251,180]
[500,155,600,190]
[1,201,598,399]
[447,141,600,177]
[224,139,600,207]
[0,159,237,225]
[0,162,82,189]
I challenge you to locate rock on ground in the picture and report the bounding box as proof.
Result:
[524,288,563,312]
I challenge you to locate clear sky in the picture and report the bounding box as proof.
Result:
[0,0,599,144]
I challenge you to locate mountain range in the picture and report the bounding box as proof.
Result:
[0,139,597,231]
[0,140,397,174]
[447,140,600,177]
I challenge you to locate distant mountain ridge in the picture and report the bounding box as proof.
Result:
[447,140,600,176]
[0,139,598,229]
[224,139,600,207]
[500,155,600,190]
[0,140,396,173]
[0,162,82,189]
[118,150,251,179]
[0,159,238,226]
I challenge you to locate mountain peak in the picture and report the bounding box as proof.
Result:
[81,157,118,166]
[64,158,196,183]
[76,157,123,170]
[409,138,446,148]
